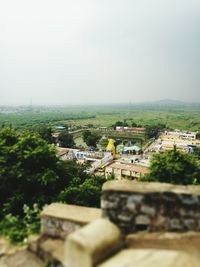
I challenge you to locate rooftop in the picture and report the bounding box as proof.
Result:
[107,162,149,174]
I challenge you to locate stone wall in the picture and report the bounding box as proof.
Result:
[101,181,200,234]
[41,203,101,239]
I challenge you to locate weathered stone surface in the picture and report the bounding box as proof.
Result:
[98,249,198,267]
[41,203,101,239]
[135,215,151,226]
[41,203,101,224]
[27,235,40,254]
[117,213,132,222]
[168,219,182,230]
[183,219,196,230]
[127,194,143,204]
[39,238,64,263]
[102,180,200,195]
[64,218,124,267]
[101,200,118,209]
[126,231,200,252]
[102,181,200,234]
[178,194,199,205]
[0,248,44,267]
[152,215,168,230]
[140,205,156,216]
[126,202,136,212]
[0,238,13,257]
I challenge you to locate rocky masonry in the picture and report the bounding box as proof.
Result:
[101,181,200,234]
[41,203,101,239]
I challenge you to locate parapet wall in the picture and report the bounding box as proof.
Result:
[101,181,200,234]
[41,203,101,239]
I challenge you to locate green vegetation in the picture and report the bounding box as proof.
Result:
[82,130,101,148]
[0,204,40,243]
[0,110,96,128]
[34,125,55,144]
[0,127,107,243]
[142,148,200,185]
[1,103,200,243]
[145,123,166,139]
[1,104,200,132]
[112,120,129,128]
[58,130,75,148]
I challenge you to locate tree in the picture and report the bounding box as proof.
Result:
[58,175,108,208]
[112,121,129,129]
[0,127,111,242]
[82,130,100,148]
[57,130,75,148]
[36,126,55,144]
[145,123,166,139]
[141,148,200,185]
[131,122,138,127]
[193,147,200,159]
[83,130,92,142]
[0,127,66,216]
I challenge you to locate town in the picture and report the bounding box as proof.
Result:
[55,124,200,180]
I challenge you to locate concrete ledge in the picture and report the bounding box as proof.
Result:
[64,218,124,267]
[97,248,198,267]
[41,203,101,223]
[126,232,200,252]
[41,203,101,239]
[38,238,64,264]
[102,180,200,195]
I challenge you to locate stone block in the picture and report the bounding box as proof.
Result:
[41,203,101,239]
[64,219,124,267]
[140,205,156,217]
[41,203,101,224]
[102,181,200,234]
[135,215,150,226]
[168,219,182,231]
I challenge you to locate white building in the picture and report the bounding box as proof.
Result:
[164,130,197,140]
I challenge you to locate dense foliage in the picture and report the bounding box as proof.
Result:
[145,123,166,139]
[82,130,100,148]
[0,127,107,242]
[142,148,200,185]
[1,105,200,132]
[112,121,129,128]
[35,125,55,144]
[57,130,75,148]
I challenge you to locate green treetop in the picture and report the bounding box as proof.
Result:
[142,148,200,185]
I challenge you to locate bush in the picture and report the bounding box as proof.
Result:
[141,149,200,185]
[0,127,111,243]
[0,204,40,244]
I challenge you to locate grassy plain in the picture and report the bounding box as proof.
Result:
[0,104,200,132]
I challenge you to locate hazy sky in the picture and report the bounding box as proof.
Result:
[0,0,200,105]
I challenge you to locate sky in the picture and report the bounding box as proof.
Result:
[0,0,200,105]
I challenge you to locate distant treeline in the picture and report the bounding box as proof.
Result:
[1,104,200,131]
[0,112,96,127]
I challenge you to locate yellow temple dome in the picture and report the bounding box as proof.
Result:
[106,139,116,158]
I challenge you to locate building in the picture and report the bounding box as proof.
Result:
[106,139,116,158]
[117,144,141,155]
[116,126,145,134]
[164,130,197,140]
[105,162,149,180]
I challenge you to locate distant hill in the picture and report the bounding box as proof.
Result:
[136,99,200,108]
[155,99,185,105]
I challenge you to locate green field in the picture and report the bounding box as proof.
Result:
[1,104,200,132]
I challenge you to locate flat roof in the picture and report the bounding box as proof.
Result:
[107,162,149,174]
